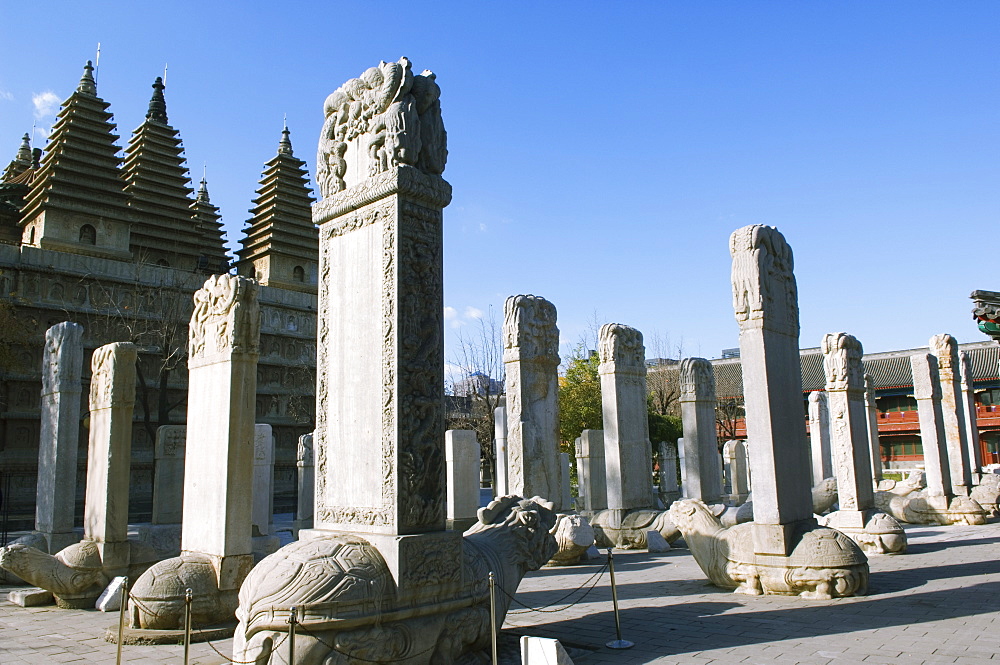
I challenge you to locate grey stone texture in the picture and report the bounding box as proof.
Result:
[152,425,185,525]
[865,375,883,482]
[599,323,655,514]
[446,429,481,527]
[958,351,983,482]
[657,441,680,506]
[294,433,314,532]
[503,294,562,509]
[722,440,749,504]
[910,353,952,500]
[808,390,833,486]
[35,322,85,554]
[930,334,973,496]
[494,403,509,496]
[679,357,723,503]
[575,429,607,512]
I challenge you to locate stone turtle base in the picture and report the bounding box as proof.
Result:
[103,621,237,645]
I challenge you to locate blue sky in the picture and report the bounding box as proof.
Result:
[1,2,997,364]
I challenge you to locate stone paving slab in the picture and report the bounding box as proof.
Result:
[2,522,1000,663]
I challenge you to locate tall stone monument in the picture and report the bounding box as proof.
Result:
[35,322,85,553]
[958,352,983,483]
[599,323,655,517]
[807,391,833,486]
[819,333,905,555]
[864,375,883,483]
[445,429,481,530]
[575,430,607,512]
[722,440,749,505]
[294,433,314,533]
[910,353,952,504]
[151,425,186,526]
[930,334,973,496]
[251,424,279,556]
[503,294,562,509]
[658,441,681,506]
[494,402,509,496]
[679,357,723,503]
[85,342,139,575]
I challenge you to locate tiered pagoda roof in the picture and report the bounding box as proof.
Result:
[122,77,206,270]
[236,127,317,291]
[18,61,133,256]
[2,133,34,182]
[191,176,230,273]
[0,134,38,244]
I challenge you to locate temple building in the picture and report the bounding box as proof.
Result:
[0,62,318,529]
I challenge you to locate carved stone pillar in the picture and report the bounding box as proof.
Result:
[730,225,814,556]
[864,375,883,483]
[722,440,749,504]
[930,334,972,496]
[152,425,186,525]
[309,58,460,596]
[911,353,952,501]
[445,429,480,530]
[821,333,875,522]
[181,274,260,591]
[493,403,509,496]
[658,441,680,506]
[294,433,314,533]
[575,429,607,512]
[599,323,655,516]
[84,342,137,575]
[503,295,561,509]
[35,321,84,553]
[679,357,723,503]
[959,352,983,483]
[808,391,833,486]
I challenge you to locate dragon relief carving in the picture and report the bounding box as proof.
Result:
[502,295,559,364]
[821,332,864,392]
[188,275,261,361]
[680,357,716,401]
[730,224,799,335]
[42,322,83,393]
[316,57,447,199]
[89,342,137,410]
[598,323,645,370]
[929,333,958,380]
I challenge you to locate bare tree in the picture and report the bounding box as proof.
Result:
[645,330,685,418]
[446,306,505,487]
[715,396,745,445]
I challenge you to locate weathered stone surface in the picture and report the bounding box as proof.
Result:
[680,357,723,503]
[911,353,952,500]
[547,513,595,566]
[493,403,509,496]
[599,323,654,513]
[646,530,671,553]
[35,322,85,554]
[559,452,573,512]
[722,440,749,505]
[251,424,275,538]
[575,430,607,512]
[959,351,983,483]
[96,575,126,612]
[294,433,314,533]
[7,587,54,607]
[152,425,185,525]
[504,294,561,509]
[658,441,680,506]
[446,429,480,528]
[808,391,833,486]
[521,636,575,664]
[864,376,883,483]
[930,334,973,496]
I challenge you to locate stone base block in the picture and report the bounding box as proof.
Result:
[752,519,818,556]
[521,635,575,664]
[646,530,671,552]
[7,587,54,607]
[105,622,236,645]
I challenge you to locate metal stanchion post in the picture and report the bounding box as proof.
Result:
[115,576,128,665]
[488,571,498,665]
[605,549,634,649]
[183,588,193,665]
[288,605,298,664]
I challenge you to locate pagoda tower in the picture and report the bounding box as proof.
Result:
[18,62,133,259]
[0,134,39,244]
[121,77,207,270]
[191,176,230,273]
[236,127,317,293]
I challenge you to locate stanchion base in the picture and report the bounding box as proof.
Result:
[606,639,635,650]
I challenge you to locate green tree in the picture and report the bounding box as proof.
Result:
[558,346,603,448]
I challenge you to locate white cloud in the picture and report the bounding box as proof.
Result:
[0,89,13,101]
[33,126,49,141]
[444,306,457,321]
[464,306,483,320]
[478,223,488,232]
[32,91,59,119]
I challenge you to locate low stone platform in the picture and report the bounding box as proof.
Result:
[2,522,1000,664]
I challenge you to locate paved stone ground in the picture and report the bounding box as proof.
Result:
[2,522,1000,664]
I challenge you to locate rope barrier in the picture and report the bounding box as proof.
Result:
[502,560,609,615]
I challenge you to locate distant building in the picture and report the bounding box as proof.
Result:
[453,371,503,397]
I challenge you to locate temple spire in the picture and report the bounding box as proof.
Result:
[278,126,292,156]
[78,61,97,95]
[146,76,168,123]
[196,176,210,202]
[16,133,31,162]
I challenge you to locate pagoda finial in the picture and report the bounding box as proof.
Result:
[78,60,97,95]
[146,76,168,123]
[16,133,31,162]
[278,125,293,156]
[197,175,211,203]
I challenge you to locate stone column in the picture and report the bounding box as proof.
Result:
[152,425,186,525]
[821,333,874,523]
[559,452,573,512]
[84,342,137,575]
[181,274,260,592]
[730,225,813,556]
[575,429,607,512]
[310,59,460,597]
[251,424,276,545]
[35,321,84,553]
[808,391,833,486]
[657,441,680,506]
[722,440,749,504]
[930,334,972,496]
[445,430,480,530]
[493,403,509,496]
[503,295,562,509]
[677,437,688,491]
[599,323,655,515]
[679,357,723,503]
[864,375,883,482]
[911,353,952,501]
[959,352,983,483]
[294,433,314,532]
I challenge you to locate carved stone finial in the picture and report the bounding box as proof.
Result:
[78,60,97,95]
[196,176,210,203]
[929,333,958,377]
[680,357,716,401]
[502,295,559,365]
[598,323,645,372]
[145,76,168,123]
[821,332,864,392]
[278,126,293,156]
[730,224,798,335]
[188,274,261,362]
[16,133,31,162]
[89,342,138,410]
